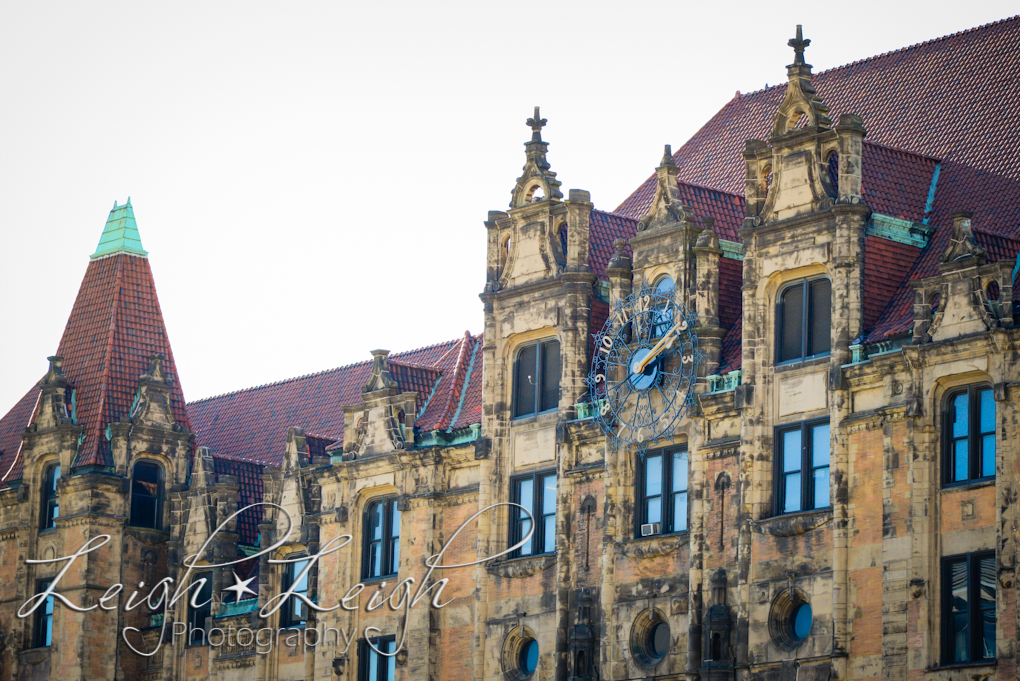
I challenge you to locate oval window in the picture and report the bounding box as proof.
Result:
[651,620,671,657]
[793,602,813,640]
[519,639,539,674]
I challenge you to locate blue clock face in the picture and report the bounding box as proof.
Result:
[588,285,701,448]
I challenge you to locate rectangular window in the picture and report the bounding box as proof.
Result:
[944,385,996,485]
[942,552,996,665]
[281,556,310,627]
[129,462,163,529]
[513,339,561,418]
[40,464,60,530]
[636,447,689,536]
[32,580,54,648]
[775,420,830,515]
[777,277,831,363]
[510,470,557,557]
[187,573,213,645]
[358,636,396,681]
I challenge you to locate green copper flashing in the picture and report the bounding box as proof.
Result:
[91,198,148,259]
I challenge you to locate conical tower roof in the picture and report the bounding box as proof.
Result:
[0,200,189,483]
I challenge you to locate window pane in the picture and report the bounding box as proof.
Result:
[369,541,382,577]
[391,501,401,537]
[784,473,801,513]
[953,439,969,483]
[673,491,688,531]
[951,393,969,439]
[948,560,968,613]
[779,284,804,361]
[808,279,831,356]
[519,518,533,555]
[368,643,379,681]
[981,609,996,659]
[514,345,538,417]
[782,430,802,473]
[979,389,995,433]
[812,424,830,467]
[949,613,969,663]
[543,514,556,553]
[673,451,688,491]
[540,341,561,412]
[645,455,662,497]
[979,556,996,609]
[981,435,996,478]
[542,475,557,515]
[813,467,830,509]
[517,479,533,515]
[390,537,400,571]
[368,502,383,541]
[291,559,309,594]
[646,496,662,525]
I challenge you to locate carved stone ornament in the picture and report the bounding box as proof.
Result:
[749,509,832,537]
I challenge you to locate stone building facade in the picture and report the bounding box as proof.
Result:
[1,19,1019,681]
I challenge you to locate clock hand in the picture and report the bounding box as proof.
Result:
[633,318,687,375]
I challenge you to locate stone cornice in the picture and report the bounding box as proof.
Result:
[614,532,690,558]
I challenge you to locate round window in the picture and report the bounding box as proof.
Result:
[792,602,813,640]
[519,639,538,674]
[630,609,670,667]
[768,589,813,650]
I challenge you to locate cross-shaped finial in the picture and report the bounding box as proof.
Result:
[526,106,547,143]
[788,25,810,65]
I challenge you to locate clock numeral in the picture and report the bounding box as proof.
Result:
[593,373,605,384]
[682,354,693,364]
[599,336,612,355]
[600,400,611,416]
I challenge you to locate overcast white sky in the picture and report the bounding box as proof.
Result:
[0,1,1015,413]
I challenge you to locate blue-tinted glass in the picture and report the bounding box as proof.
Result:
[51,465,60,490]
[979,389,994,433]
[369,502,383,541]
[44,593,54,616]
[793,603,813,639]
[784,473,801,513]
[673,491,688,531]
[518,479,533,514]
[646,496,661,525]
[782,430,802,473]
[386,642,395,681]
[954,440,969,482]
[981,435,996,478]
[391,501,401,537]
[813,467,829,509]
[645,455,662,496]
[542,475,557,515]
[949,560,968,613]
[291,559,309,593]
[952,393,969,438]
[368,643,379,680]
[656,277,674,294]
[981,609,996,659]
[52,504,58,520]
[673,451,688,491]
[519,518,533,555]
[521,639,539,673]
[543,515,556,553]
[812,424,830,467]
[44,610,52,646]
[950,612,969,663]
[979,556,996,608]
[390,537,399,570]
[370,542,382,576]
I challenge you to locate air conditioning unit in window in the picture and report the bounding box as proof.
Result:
[640,523,661,537]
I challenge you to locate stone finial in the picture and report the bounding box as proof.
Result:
[695,219,720,250]
[42,356,67,385]
[362,349,398,394]
[140,353,171,385]
[788,24,810,66]
[526,106,547,144]
[940,211,986,266]
[510,106,563,208]
[659,144,676,168]
[607,239,632,273]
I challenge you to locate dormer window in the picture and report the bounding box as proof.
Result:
[40,463,60,530]
[129,461,163,529]
[777,277,831,363]
[513,339,561,418]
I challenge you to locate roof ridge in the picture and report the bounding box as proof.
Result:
[736,16,1020,99]
[862,139,941,163]
[388,358,445,374]
[434,334,474,431]
[591,207,639,221]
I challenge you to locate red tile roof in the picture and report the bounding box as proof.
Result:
[1,254,192,481]
[0,385,40,486]
[589,210,638,279]
[186,336,487,466]
[212,457,264,545]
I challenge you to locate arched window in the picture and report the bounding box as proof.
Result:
[651,276,676,338]
[943,385,996,485]
[559,223,568,259]
[40,463,60,530]
[129,461,163,529]
[513,339,561,418]
[281,555,310,627]
[777,277,831,363]
[363,497,400,579]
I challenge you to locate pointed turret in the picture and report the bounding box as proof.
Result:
[91,197,148,259]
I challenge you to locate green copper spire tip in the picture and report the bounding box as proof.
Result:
[91,198,148,259]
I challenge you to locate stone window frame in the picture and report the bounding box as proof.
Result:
[361,495,401,581]
[511,337,562,419]
[773,418,831,516]
[128,459,165,530]
[358,634,396,681]
[775,276,832,364]
[941,383,996,487]
[940,551,996,665]
[634,445,689,538]
[39,461,60,531]
[508,469,557,558]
